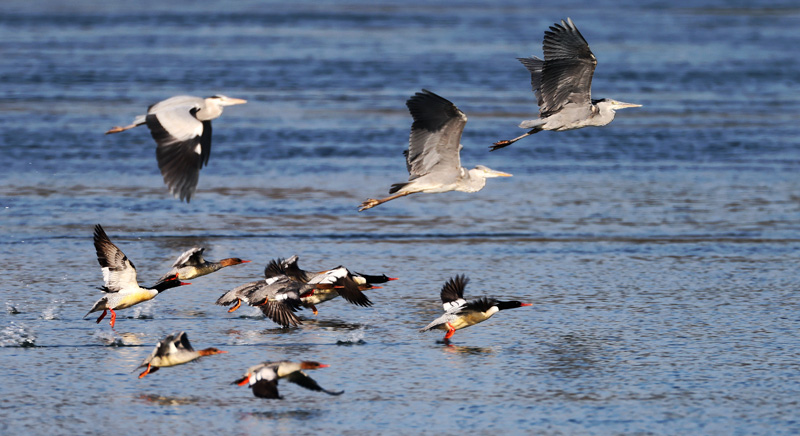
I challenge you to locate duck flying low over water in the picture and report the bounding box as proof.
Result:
[136,331,226,378]
[216,270,339,328]
[359,89,511,211]
[85,224,190,328]
[420,275,531,342]
[105,94,247,202]
[159,247,250,281]
[491,18,641,150]
[265,255,397,315]
[233,361,344,399]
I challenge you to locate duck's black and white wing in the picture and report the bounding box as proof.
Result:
[460,297,498,314]
[309,267,372,307]
[93,224,139,293]
[172,247,205,268]
[174,331,194,352]
[440,275,468,312]
[286,371,344,396]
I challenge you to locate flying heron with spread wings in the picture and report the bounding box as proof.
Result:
[359,89,511,211]
[106,94,246,202]
[491,18,641,151]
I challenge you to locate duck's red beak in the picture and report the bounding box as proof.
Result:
[236,374,251,386]
[520,303,533,306]
[318,364,330,368]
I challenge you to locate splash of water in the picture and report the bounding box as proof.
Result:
[336,326,367,345]
[0,322,36,347]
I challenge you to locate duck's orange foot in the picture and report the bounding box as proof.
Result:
[227,299,242,313]
[443,323,455,340]
[95,310,107,324]
[138,364,151,379]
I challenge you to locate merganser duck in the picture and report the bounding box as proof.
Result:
[216,274,333,328]
[84,224,190,328]
[420,275,532,342]
[136,331,227,378]
[159,247,250,281]
[105,95,247,202]
[265,255,397,315]
[233,361,343,399]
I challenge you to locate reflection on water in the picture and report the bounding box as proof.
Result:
[441,343,496,355]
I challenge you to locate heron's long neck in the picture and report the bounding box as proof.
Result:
[592,103,617,127]
[459,168,488,193]
[196,100,224,121]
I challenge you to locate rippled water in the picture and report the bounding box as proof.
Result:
[2,0,800,434]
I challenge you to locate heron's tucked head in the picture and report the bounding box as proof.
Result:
[596,98,642,112]
[472,165,513,178]
[207,95,248,107]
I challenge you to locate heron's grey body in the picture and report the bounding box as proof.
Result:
[106,94,246,202]
[359,90,511,211]
[491,18,641,150]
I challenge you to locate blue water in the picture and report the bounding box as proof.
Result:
[2,0,800,434]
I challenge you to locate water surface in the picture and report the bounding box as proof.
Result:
[1,0,800,434]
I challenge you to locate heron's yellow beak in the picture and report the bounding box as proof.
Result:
[615,101,642,109]
[493,171,513,177]
[226,97,247,105]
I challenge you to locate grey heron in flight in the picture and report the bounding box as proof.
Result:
[359,90,511,212]
[105,94,247,202]
[491,18,641,151]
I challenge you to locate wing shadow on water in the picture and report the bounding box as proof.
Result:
[241,409,324,422]
[136,393,204,406]
[297,317,370,331]
[539,333,604,377]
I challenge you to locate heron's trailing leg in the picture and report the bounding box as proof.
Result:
[105,123,141,134]
[490,129,538,151]
[358,192,415,212]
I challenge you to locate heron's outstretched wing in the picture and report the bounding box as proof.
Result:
[517,56,544,107]
[404,89,467,182]
[172,247,205,268]
[94,224,139,293]
[146,97,211,202]
[440,275,468,311]
[540,18,597,116]
[287,371,344,396]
